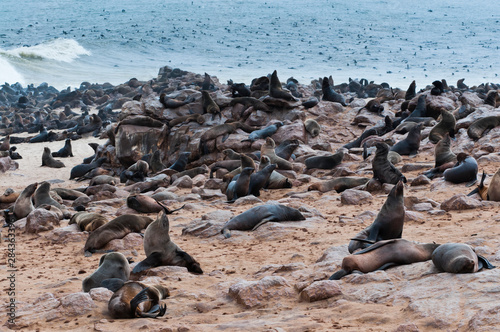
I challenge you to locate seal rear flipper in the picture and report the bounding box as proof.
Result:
[132,251,163,274]
[467,187,479,197]
[477,255,496,270]
[377,262,398,270]
[137,303,167,318]
[354,239,398,255]
[130,287,151,317]
[221,133,230,143]
[329,269,349,280]
[100,278,125,292]
[222,228,232,238]
[251,217,272,231]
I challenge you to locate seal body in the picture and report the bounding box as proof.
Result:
[226,167,254,201]
[443,153,478,184]
[390,123,422,156]
[243,122,282,142]
[322,77,346,105]
[432,243,495,273]
[13,182,38,219]
[305,150,344,170]
[221,204,305,238]
[308,177,370,193]
[428,109,456,144]
[52,138,73,157]
[42,147,65,168]
[247,164,276,197]
[70,211,108,232]
[169,152,191,172]
[304,119,321,137]
[82,252,130,292]
[349,180,405,253]
[261,137,293,170]
[372,142,406,184]
[467,116,500,140]
[33,181,65,210]
[269,70,295,101]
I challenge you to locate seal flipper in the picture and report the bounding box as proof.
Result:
[175,248,203,274]
[329,269,349,280]
[377,262,398,270]
[132,251,163,274]
[353,239,398,255]
[251,217,273,231]
[100,278,125,292]
[477,255,496,270]
[129,287,159,318]
[221,133,230,143]
[222,228,232,238]
[138,303,167,318]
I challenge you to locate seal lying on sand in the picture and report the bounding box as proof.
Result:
[432,243,495,273]
[443,153,478,184]
[221,204,305,238]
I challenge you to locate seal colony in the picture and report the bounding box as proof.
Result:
[1,66,499,330]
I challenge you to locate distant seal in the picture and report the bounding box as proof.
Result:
[13,183,38,219]
[132,202,203,274]
[364,99,384,115]
[70,211,108,232]
[70,157,107,180]
[226,167,255,202]
[432,243,495,273]
[428,109,456,144]
[160,93,194,109]
[275,139,300,160]
[247,164,277,197]
[169,151,191,172]
[261,137,293,170]
[107,281,169,319]
[168,113,204,127]
[41,147,65,168]
[199,122,256,155]
[269,70,295,101]
[0,188,19,204]
[390,122,422,156]
[242,122,283,143]
[229,97,270,112]
[304,119,321,137]
[467,115,500,140]
[29,125,49,143]
[484,90,498,107]
[201,90,221,120]
[322,77,347,106]
[84,214,154,255]
[302,97,319,109]
[423,133,457,179]
[120,159,149,183]
[258,155,292,189]
[89,175,117,186]
[0,135,10,151]
[308,177,370,193]
[329,239,440,280]
[150,150,166,173]
[33,181,65,210]
[77,114,102,135]
[408,95,427,117]
[305,150,344,170]
[349,180,405,253]
[127,194,162,213]
[82,252,130,292]
[373,143,406,184]
[443,153,478,184]
[468,169,500,201]
[52,138,73,157]
[221,204,305,238]
[405,80,416,100]
[209,160,241,178]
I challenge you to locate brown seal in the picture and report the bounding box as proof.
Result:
[422,133,457,179]
[321,76,347,106]
[107,281,169,319]
[226,167,255,202]
[0,188,19,204]
[82,252,130,292]
[209,160,241,178]
[70,157,107,180]
[468,169,500,201]
[89,175,117,186]
[304,119,321,137]
[261,137,293,170]
[160,92,194,109]
[258,155,292,189]
[308,177,370,193]
[77,114,102,135]
[41,147,65,168]
[132,202,203,274]
[84,214,154,255]
[467,115,500,140]
[33,181,65,210]
[168,113,204,127]
[69,211,108,232]
[224,153,257,180]
[247,164,277,197]
[169,151,191,172]
[12,183,38,219]
[269,70,295,101]
[229,97,270,112]
[443,153,478,184]
[372,142,406,185]
[201,90,221,120]
[199,121,256,155]
[305,150,344,170]
[51,138,74,157]
[348,180,405,253]
[0,134,10,151]
[127,194,163,213]
[428,109,456,144]
[329,239,440,280]
[432,243,495,273]
[390,122,422,156]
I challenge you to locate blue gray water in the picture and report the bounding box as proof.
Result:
[1,0,500,89]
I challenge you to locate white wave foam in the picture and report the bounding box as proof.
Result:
[4,38,91,63]
[0,56,25,85]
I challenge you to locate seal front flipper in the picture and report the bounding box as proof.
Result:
[221,133,230,143]
[132,251,163,274]
[175,248,203,274]
[101,278,125,292]
[138,303,167,318]
[377,262,398,270]
[222,227,232,238]
[477,255,496,270]
[354,239,398,255]
[251,217,273,231]
[329,269,348,280]
[130,287,151,317]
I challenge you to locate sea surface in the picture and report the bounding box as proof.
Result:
[1,0,500,90]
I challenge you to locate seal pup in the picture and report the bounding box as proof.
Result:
[305,150,344,170]
[107,281,169,319]
[132,202,203,274]
[51,138,73,157]
[120,159,150,183]
[304,119,321,137]
[169,151,191,172]
[226,167,255,202]
[0,134,10,151]
[329,239,440,280]
[201,90,221,120]
[443,153,478,184]
[82,252,130,292]
[261,137,293,170]
[77,113,102,135]
[269,70,295,101]
[428,109,456,144]
[70,211,108,232]
[275,139,300,160]
[41,147,65,168]
[468,169,500,201]
[390,123,422,156]
[221,204,305,238]
[84,214,154,256]
[321,77,347,105]
[308,177,370,193]
[168,113,205,127]
[242,122,283,143]
[467,115,500,140]
[372,142,406,185]
[28,125,49,143]
[258,155,292,189]
[349,180,405,253]
[160,92,194,109]
[12,183,37,220]
[432,243,495,273]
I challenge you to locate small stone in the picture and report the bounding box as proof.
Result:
[340,189,373,205]
[299,280,342,302]
[411,174,431,186]
[440,194,482,211]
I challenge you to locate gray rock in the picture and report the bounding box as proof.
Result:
[44,224,87,243]
[299,280,342,302]
[412,203,433,212]
[411,174,431,186]
[171,175,193,188]
[440,194,482,211]
[89,287,114,302]
[60,292,96,316]
[103,232,143,251]
[340,189,373,205]
[25,208,60,234]
[228,276,295,308]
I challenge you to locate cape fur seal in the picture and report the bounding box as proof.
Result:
[432,243,495,273]
[107,281,169,319]
[308,177,370,193]
[275,139,300,160]
[348,180,405,254]
[82,252,130,292]
[305,150,344,170]
[247,164,277,197]
[329,239,440,280]
[160,92,194,109]
[221,204,305,238]
[198,121,256,155]
[390,122,422,156]
[269,70,295,101]
[423,133,457,179]
[51,138,73,157]
[41,147,65,168]
[258,155,292,189]
[168,113,204,127]
[467,115,500,140]
[443,153,478,184]
[261,137,293,170]
[33,181,65,210]
[70,157,107,180]
[127,194,163,213]
[428,109,456,144]
[132,202,202,274]
[201,90,221,120]
[150,150,166,173]
[372,142,406,185]
[0,188,19,204]
[169,151,191,172]
[304,119,321,137]
[225,167,255,202]
[70,211,108,232]
[322,76,347,106]
[84,214,154,255]
[468,169,500,201]
[242,122,283,143]
[13,182,38,219]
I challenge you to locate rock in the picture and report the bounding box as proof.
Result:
[89,287,114,302]
[181,220,223,238]
[103,232,143,251]
[299,280,342,302]
[440,194,482,211]
[115,123,166,167]
[233,195,263,205]
[393,323,420,332]
[412,203,433,212]
[271,120,307,144]
[191,174,206,187]
[198,188,225,200]
[411,175,431,186]
[402,163,434,172]
[25,208,60,234]
[0,156,18,172]
[171,175,193,188]
[201,210,234,222]
[203,178,224,190]
[316,245,349,263]
[228,276,295,308]
[60,292,96,316]
[44,224,88,243]
[405,211,426,223]
[340,189,373,205]
[467,305,500,331]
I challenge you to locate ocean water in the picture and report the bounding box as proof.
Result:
[1,0,500,90]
